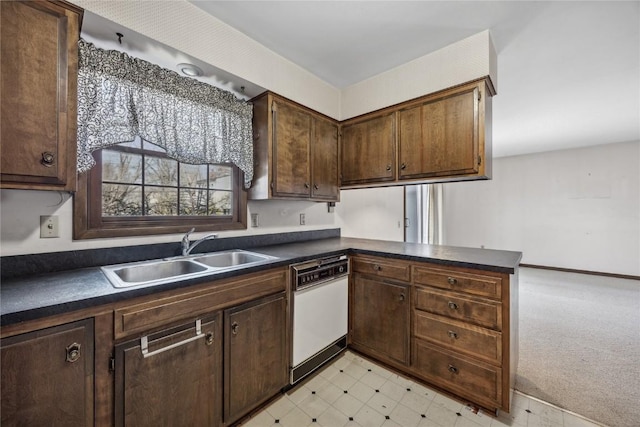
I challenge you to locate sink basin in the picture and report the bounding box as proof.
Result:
[101,250,277,288]
[102,259,209,288]
[192,251,274,268]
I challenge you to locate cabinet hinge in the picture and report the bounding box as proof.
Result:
[270,181,274,189]
[478,155,482,166]
[109,357,115,372]
[478,91,481,101]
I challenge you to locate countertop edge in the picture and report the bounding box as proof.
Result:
[1,238,522,327]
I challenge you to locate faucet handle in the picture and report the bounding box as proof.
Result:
[181,228,196,253]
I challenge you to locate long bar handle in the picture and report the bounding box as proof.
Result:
[141,319,204,358]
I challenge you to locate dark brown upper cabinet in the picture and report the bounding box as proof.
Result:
[340,112,396,186]
[250,92,339,201]
[0,0,82,191]
[398,82,485,180]
[340,78,493,189]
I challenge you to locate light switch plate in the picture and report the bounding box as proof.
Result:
[40,215,59,238]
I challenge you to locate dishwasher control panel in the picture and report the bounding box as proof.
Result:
[291,255,349,291]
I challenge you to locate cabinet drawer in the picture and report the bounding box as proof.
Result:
[413,339,501,407]
[114,268,286,339]
[414,311,501,365]
[413,266,501,299]
[352,257,411,282]
[414,286,501,330]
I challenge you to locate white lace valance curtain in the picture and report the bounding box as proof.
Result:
[76,40,254,188]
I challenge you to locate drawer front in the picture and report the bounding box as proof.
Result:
[414,311,501,364]
[413,339,501,407]
[414,287,501,330]
[114,268,286,339]
[413,266,501,299]
[352,257,411,282]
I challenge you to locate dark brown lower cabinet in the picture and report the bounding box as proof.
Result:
[1,318,94,427]
[350,275,410,366]
[114,313,222,427]
[413,339,502,410]
[224,292,288,425]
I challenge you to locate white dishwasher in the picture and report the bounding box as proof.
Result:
[290,255,349,384]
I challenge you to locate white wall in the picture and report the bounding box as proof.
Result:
[442,141,640,276]
[340,30,497,120]
[0,190,336,256]
[335,187,405,242]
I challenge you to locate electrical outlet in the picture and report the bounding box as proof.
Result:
[40,215,59,238]
[251,213,259,227]
[299,213,305,225]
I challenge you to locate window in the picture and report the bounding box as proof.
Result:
[74,137,247,239]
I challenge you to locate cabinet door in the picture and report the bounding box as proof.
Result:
[341,113,396,185]
[398,86,480,179]
[0,0,80,191]
[311,117,339,200]
[272,100,312,197]
[350,275,410,365]
[1,319,94,426]
[225,293,288,425]
[115,315,222,427]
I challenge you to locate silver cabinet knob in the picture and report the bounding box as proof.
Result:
[41,151,55,167]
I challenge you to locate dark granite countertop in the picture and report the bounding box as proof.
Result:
[1,236,521,327]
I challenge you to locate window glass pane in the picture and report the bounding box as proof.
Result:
[209,190,232,215]
[179,188,208,215]
[209,165,233,190]
[102,150,143,184]
[145,156,178,186]
[145,186,178,215]
[142,139,167,153]
[180,163,208,189]
[102,184,142,216]
[96,143,239,222]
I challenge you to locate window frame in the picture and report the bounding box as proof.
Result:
[73,148,247,240]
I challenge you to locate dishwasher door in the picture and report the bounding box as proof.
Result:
[292,276,348,368]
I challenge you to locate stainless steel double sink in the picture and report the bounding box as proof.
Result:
[101,250,278,288]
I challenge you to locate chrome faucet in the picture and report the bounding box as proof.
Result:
[181,228,218,256]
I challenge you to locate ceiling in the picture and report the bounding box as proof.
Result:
[82,1,639,158]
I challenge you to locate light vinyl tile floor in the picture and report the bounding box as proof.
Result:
[241,351,604,427]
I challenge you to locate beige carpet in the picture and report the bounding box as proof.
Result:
[516,267,640,427]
